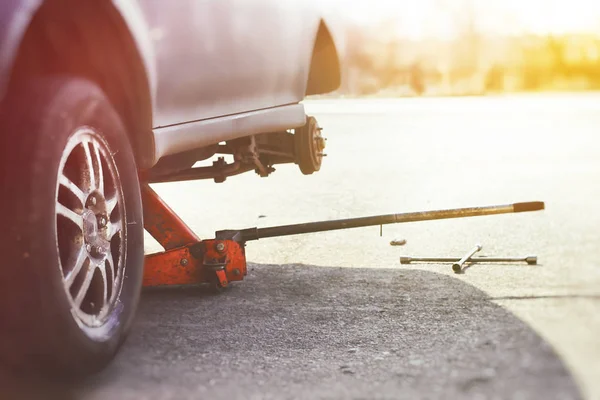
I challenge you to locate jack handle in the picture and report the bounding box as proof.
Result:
[216,201,545,242]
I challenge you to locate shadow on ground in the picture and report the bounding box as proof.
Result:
[1,264,581,400]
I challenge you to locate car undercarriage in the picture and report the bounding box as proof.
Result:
[148,116,327,184]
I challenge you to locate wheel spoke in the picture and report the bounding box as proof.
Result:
[65,246,89,287]
[91,141,104,194]
[74,264,96,307]
[109,219,122,240]
[99,263,108,308]
[106,252,116,281]
[56,203,83,228]
[59,173,86,205]
[106,196,118,216]
[82,142,96,190]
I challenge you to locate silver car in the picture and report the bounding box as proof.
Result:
[0,0,340,375]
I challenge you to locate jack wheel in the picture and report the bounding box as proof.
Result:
[209,277,228,294]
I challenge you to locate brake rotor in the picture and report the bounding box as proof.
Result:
[295,116,326,175]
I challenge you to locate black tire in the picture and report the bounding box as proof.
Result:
[0,78,144,377]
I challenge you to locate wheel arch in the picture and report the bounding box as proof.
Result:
[2,0,157,169]
[305,19,341,96]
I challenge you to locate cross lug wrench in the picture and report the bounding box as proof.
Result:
[452,244,482,273]
[400,256,537,265]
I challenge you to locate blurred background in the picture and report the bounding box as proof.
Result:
[324,0,600,96]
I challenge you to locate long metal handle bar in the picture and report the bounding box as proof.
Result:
[228,201,544,242]
[400,256,537,265]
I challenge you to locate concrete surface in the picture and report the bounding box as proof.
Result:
[5,95,600,399]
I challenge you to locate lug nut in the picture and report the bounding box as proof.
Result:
[91,245,105,257]
[86,244,92,253]
[89,196,97,206]
[97,215,107,228]
[215,242,226,253]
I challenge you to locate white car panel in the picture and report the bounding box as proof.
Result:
[138,0,318,128]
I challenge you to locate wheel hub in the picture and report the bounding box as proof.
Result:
[295,116,325,175]
[82,207,110,259]
[313,129,326,154]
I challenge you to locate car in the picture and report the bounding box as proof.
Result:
[0,0,341,376]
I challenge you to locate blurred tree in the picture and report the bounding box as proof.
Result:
[485,64,504,92]
[436,0,481,81]
[410,62,425,95]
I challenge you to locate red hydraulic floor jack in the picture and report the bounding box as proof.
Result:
[141,184,545,290]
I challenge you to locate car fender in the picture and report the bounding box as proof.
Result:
[0,0,157,107]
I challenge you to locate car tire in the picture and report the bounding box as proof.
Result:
[0,77,144,377]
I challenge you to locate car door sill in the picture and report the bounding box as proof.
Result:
[151,104,306,166]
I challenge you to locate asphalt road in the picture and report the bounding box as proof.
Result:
[6,95,600,399]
